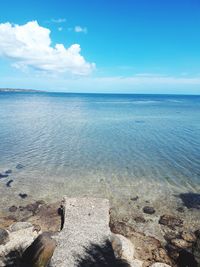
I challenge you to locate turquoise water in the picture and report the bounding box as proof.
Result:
[0,92,200,206]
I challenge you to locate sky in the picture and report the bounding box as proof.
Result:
[0,0,200,94]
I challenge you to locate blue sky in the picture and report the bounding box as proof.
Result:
[0,0,200,94]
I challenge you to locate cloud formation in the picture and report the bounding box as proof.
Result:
[74,26,87,33]
[0,21,95,75]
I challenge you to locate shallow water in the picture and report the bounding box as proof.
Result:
[0,92,200,212]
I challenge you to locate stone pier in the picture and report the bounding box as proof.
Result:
[51,197,110,267]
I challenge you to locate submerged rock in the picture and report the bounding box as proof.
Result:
[0,173,8,178]
[0,228,9,245]
[5,169,12,174]
[16,164,25,169]
[143,206,155,214]
[159,215,183,228]
[9,205,18,212]
[19,193,28,199]
[131,196,139,201]
[6,179,13,187]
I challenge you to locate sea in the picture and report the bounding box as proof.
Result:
[0,92,199,220]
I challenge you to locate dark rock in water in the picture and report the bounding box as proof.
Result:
[16,163,25,169]
[179,192,200,209]
[176,207,184,213]
[0,173,9,178]
[159,215,183,228]
[9,205,18,212]
[6,179,13,187]
[143,206,155,214]
[0,228,9,245]
[5,169,12,174]
[20,232,56,267]
[19,193,28,199]
[130,196,139,201]
[134,216,146,223]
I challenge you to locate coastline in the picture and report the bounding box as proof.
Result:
[0,191,199,266]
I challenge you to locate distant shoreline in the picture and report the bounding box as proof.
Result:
[1,88,200,96]
[0,88,45,93]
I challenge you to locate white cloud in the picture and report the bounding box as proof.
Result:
[0,21,95,75]
[74,26,87,33]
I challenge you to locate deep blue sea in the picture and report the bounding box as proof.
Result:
[0,92,200,213]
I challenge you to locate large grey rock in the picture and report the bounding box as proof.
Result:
[51,197,110,267]
[0,226,39,266]
[111,234,135,262]
[9,222,33,232]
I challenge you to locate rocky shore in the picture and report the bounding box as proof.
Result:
[0,197,199,267]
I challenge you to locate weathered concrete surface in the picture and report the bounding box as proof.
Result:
[51,197,110,267]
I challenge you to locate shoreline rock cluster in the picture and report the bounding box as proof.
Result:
[0,198,199,267]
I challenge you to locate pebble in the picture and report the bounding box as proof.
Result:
[6,179,13,187]
[143,206,155,214]
[19,193,28,199]
[9,205,18,212]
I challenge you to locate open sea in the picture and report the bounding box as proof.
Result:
[0,92,200,219]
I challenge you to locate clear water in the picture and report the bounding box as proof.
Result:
[0,92,200,208]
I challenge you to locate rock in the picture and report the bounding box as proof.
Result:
[16,163,25,169]
[110,220,172,266]
[159,215,183,228]
[27,201,62,232]
[181,230,196,243]
[0,173,8,178]
[6,179,13,187]
[21,232,56,267]
[0,229,9,245]
[130,259,143,267]
[143,206,155,214]
[9,205,18,212]
[111,234,135,262]
[170,238,191,249]
[9,222,34,232]
[163,231,179,242]
[150,263,171,267]
[5,169,12,174]
[131,196,139,201]
[0,227,39,266]
[19,193,28,199]
[176,207,184,213]
[193,230,200,266]
[134,216,146,223]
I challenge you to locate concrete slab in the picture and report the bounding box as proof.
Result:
[51,197,110,267]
